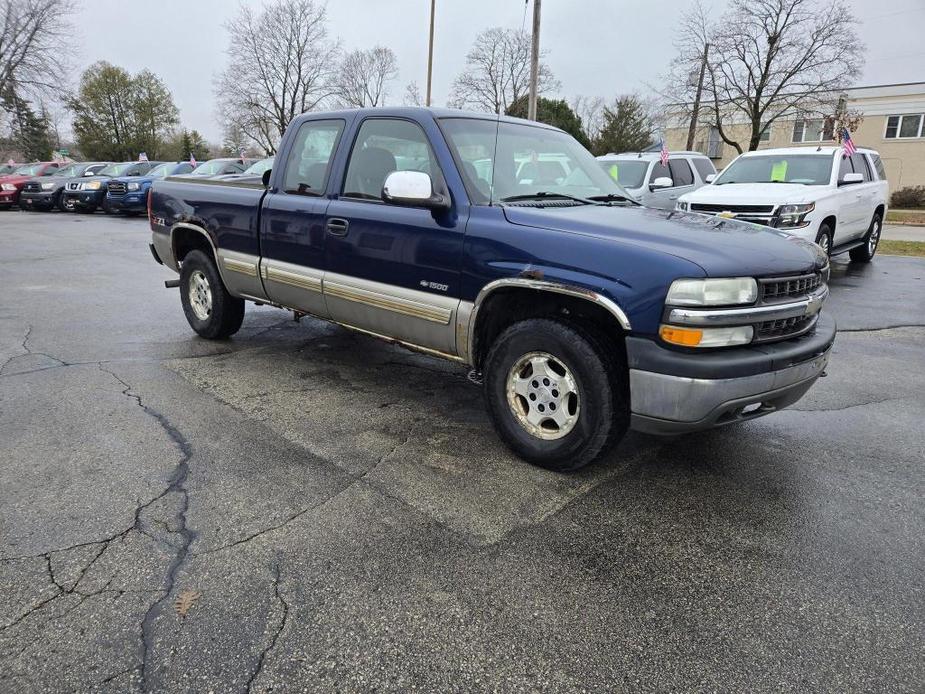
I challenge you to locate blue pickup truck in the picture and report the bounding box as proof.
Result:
[150,107,834,471]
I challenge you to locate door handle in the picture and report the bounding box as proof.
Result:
[326,218,349,237]
[669,194,679,200]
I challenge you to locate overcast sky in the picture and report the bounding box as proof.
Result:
[69,0,925,143]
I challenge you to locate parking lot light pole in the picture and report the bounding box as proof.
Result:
[528,0,541,121]
[426,0,435,107]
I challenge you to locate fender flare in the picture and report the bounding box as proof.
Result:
[169,222,230,286]
[464,278,632,365]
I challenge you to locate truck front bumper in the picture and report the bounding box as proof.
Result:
[64,190,104,209]
[106,193,146,212]
[19,191,56,209]
[627,313,836,434]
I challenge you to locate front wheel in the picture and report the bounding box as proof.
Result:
[483,318,628,472]
[815,224,833,256]
[849,213,882,263]
[179,250,245,339]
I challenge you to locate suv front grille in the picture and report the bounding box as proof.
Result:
[66,182,80,191]
[759,272,821,303]
[108,181,126,197]
[689,203,777,226]
[22,181,42,193]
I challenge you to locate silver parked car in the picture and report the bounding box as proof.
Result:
[596,151,716,210]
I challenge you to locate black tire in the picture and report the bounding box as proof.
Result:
[849,212,882,263]
[101,197,116,215]
[179,249,245,339]
[483,318,628,472]
[59,196,75,212]
[815,224,833,256]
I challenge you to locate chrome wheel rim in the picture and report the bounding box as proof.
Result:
[188,270,213,321]
[869,218,881,255]
[506,351,580,440]
[817,233,831,255]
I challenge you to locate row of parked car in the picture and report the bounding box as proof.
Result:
[0,157,274,215]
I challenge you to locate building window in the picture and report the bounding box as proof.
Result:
[792,119,834,143]
[885,114,924,139]
[706,126,723,159]
[759,124,771,142]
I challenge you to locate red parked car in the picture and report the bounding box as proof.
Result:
[0,162,62,209]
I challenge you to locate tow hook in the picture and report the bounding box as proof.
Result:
[164,279,180,289]
[467,369,483,386]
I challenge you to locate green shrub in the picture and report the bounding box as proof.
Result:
[890,186,925,209]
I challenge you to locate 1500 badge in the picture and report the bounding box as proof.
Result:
[420,280,449,292]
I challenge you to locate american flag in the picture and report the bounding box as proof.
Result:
[190,154,197,167]
[660,139,669,167]
[841,128,857,157]
[138,152,148,162]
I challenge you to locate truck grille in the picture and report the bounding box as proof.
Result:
[755,315,816,340]
[759,272,822,303]
[108,181,126,197]
[22,181,42,193]
[689,203,776,226]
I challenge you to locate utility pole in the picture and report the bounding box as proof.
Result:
[686,42,709,151]
[528,0,541,120]
[425,0,435,107]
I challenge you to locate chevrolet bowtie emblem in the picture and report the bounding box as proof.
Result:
[717,211,736,219]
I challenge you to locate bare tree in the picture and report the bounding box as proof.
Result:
[334,46,398,108]
[403,81,423,107]
[214,0,339,154]
[663,0,863,154]
[0,0,76,100]
[449,27,558,114]
[571,95,606,143]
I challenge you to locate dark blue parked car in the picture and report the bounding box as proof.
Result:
[106,161,198,215]
[150,108,834,471]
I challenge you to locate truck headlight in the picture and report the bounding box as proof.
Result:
[659,325,754,348]
[81,181,101,191]
[127,182,140,191]
[778,202,814,229]
[1,183,17,191]
[666,277,758,306]
[41,182,56,190]
[676,201,688,211]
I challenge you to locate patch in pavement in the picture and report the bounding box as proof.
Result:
[166,320,642,545]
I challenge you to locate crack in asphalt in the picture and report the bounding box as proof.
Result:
[791,396,905,413]
[96,363,196,693]
[838,324,925,333]
[0,325,70,377]
[244,561,291,693]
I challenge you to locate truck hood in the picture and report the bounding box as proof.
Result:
[679,182,819,206]
[0,174,30,186]
[111,175,153,184]
[501,204,825,278]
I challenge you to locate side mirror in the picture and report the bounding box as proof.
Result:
[650,176,673,190]
[840,172,863,185]
[262,169,272,187]
[704,173,717,183]
[382,170,449,210]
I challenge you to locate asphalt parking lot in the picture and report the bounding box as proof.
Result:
[1,211,923,693]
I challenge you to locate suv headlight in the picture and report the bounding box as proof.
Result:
[676,201,688,211]
[778,202,814,229]
[1,183,17,191]
[81,181,101,191]
[666,277,758,306]
[127,182,141,191]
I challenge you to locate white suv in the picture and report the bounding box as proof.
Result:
[677,146,889,262]
[597,151,716,210]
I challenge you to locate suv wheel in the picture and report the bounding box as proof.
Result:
[179,250,245,339]
[849,212,882,263]
[483,318,628,472]
[815,224,833,256]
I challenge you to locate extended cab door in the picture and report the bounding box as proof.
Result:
[322,116,465,355]
[259,118,346,317]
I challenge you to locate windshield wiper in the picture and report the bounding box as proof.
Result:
[587,193,638,205]
[499,192,599,205]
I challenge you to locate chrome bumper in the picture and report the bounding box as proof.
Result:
[629,346,830,435]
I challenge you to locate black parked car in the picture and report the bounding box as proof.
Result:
[20,162,110,212]
[61,161,161,213]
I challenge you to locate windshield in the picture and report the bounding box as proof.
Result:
[52,164,81,178]
[244,158,273,175]
[598,159,649,189]
[440,118,632,205]
[145,163,173,179]
[13,164,43,175]
[98,163,132,177]
[714,154,834,186]
[190,160,227,175]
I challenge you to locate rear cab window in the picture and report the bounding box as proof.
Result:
[282,119,345,196]
[691,158,716,181]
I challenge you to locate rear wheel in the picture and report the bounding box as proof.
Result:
[179,249,245,339]
[483,318,628,472]
[849,212,882,263]
[814,224,833,256]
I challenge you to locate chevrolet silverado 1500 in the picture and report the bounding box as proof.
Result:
[150,108,834,471]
